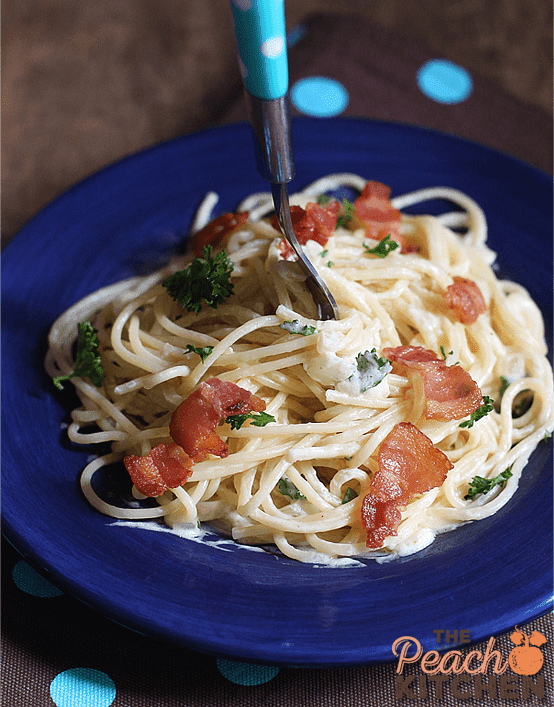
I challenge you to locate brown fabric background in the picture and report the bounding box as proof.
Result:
[2,1,553,705]
[220,13,552,174]
[3,536,553,707]
[2,0,552,243]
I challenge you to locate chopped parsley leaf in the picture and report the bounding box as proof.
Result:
[184,344,214,363]
[280,320,317,336]
[317,194,331,205]
[53,321,105,390]
[320,249,329,257]
[326,260,334,268]
[459,396,494,428]
[498,375,510,400]
[440,345,454,361]
[363,234,399,258]
[162,245,234,314]
[341,487,358,504]
[336,198,354,229]
[225,411,275,430]
[348,348,392,392]
[278,478,306,500]
[464,466,513,501]
[249,411,275,427]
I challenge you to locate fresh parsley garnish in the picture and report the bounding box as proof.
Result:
[464,466,513,501]
[162,245,234,314]
[278,478,306,500]
[53,321,105,390]
[336,198,354,229]
[459,396,494,428]
[358,348,390,371]
[280,320,317,336]
[326,260,334,268]
[320,249,329,257]
[341,487,358,504]
[184,344,214,363]
[317,194,331,205]
[363,234,399,258]
[348,348,392,392]
[498,375,510,400]
[440,345,454,361]
[249,411,275,427]
[225,411,275,430]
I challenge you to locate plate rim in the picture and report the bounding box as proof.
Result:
[2,117,552,667]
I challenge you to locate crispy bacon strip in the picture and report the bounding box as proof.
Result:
[124,443,193,497]
[272,201,340,259]
[383,345,483,421]
[169,378,266,462]
[352,181,417,254]
[444,276,487,324]
[190,212,249,256]
[361,422,453,547]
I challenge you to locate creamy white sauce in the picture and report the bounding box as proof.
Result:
[304,351,355,387]
[280,320,317,336]
[345,350,393,394]
[290,549,366,568]
[111,520,367,566]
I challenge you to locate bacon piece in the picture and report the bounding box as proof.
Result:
[353,181,400,232]
[169,378,266,461]
[190,212,249,256]
[271,201,340,259]
[361,422,453,547]
[123,443,193,497]
[351,181,414,254]
[304,201,341,239]
[444,276,487,324]
[383,345,483,421]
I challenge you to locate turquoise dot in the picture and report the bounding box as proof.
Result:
[12,560,63,597]
[291,76,349,117]
[416,59,472,104]
[216,658,280,685]
[50,668,116,707]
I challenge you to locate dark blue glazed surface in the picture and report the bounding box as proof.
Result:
[2,118,552,666]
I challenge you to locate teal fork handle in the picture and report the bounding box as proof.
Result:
[229,0,288,100]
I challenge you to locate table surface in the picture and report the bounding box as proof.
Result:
[3,10,553,707]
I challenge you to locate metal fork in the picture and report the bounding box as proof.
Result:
[228,0,339,320]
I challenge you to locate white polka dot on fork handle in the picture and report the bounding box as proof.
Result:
[261,36,284,58]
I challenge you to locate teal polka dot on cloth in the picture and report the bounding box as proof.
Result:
[50,668,116,707]
[216,658,280,685]
[416,59,472,104]
[12,560,64,597]
[291,76,349,117]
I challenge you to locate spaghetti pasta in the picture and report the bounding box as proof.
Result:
[45,174,554,563]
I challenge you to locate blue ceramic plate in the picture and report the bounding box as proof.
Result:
[2,118,552,667]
